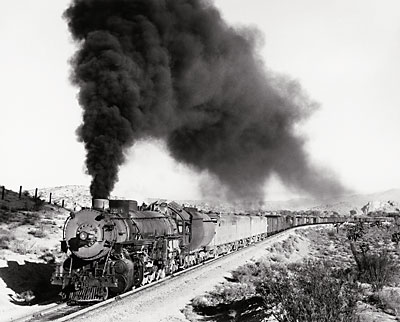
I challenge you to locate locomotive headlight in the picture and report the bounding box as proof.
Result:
[79,231,88,241]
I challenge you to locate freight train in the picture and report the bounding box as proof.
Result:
[51,198,381,302]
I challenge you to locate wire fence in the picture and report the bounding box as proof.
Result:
[0,185,67,209]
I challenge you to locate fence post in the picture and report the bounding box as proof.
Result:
[19,186,22,199]
[1,186,4,200]
[49,193,52,204]
[34,188,38,200]
[62,200,65,208]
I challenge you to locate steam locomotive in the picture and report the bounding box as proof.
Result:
[51,198,342,302]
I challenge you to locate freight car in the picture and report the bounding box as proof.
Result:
[51,198,382,303]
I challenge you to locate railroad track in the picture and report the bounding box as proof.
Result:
[23,303,81,322]
[10,224,328,322]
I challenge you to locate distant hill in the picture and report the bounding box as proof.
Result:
[310,189,400,214]
[29,185,400,214]
[265,189,400,214]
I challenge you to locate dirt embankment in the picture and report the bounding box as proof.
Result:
[0,194,69,321]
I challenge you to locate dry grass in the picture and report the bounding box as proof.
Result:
[7,239,34,255]
[28,224,48,238]
[0,210,41,226]
[266,235,300,258]
[0,206,67,258]
[376,288,400,317]
[0,228,15,249]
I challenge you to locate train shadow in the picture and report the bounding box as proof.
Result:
[0,260,60,305]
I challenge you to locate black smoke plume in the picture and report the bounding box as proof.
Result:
[65,0,346,200]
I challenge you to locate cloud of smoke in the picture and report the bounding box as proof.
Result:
[65,0,347,200]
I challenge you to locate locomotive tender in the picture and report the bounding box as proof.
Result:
[51,198,340,302]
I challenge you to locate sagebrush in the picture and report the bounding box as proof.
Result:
[257,260,360,322]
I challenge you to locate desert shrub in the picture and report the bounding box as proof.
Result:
[0,211,41,226]
[28,226,47,238]
[281,239,295,254]
[328,229,336,237]
[230,259,273,286]
[345,223,399,291]
[357,251,398,291]
[270,254,285,262]
[392,232,400,246]
[44,211,55,220]
[199,282,256,308]
[39,250,56,264]
[191,281,264,321]
[20,212,41,226]
[376,288,400,316]
[0,210,12,224]
[33,197,45,211]
[346,223,365,242]
[0,228,15,249]
[192,259,360,322]
[9,239,32,254]
[257,260,360,322]
[192,260,275,320]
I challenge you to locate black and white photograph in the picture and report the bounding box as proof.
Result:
[1,0,400,321]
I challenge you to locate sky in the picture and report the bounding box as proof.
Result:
[0,0,399,201]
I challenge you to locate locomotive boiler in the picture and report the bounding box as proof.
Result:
[52,198,269,302]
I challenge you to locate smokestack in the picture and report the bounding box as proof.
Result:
[65,0,347,201]
[92,198,108,210]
